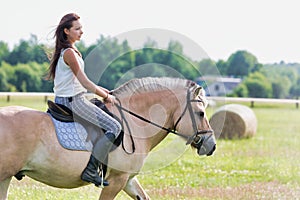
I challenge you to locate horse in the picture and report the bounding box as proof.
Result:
[0,77,216,200]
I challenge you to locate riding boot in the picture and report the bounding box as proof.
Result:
[81,154,109,187]
[81,133,115,187]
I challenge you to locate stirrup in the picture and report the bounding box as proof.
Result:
[99,167,106,188]
[94,167,109,188]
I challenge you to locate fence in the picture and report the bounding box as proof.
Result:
[0,92,54,102]
[207,96,300,108]
[0,92,299,108]
[0,92,96,103]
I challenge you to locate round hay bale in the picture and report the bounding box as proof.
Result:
[209,104,257,139]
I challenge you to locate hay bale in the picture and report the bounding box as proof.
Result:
[209,104,257,139]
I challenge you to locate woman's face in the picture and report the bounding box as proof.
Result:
[64,20,83,44]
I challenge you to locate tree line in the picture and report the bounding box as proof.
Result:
[0,34,299,98]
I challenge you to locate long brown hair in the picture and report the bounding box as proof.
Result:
[46,13,80,80]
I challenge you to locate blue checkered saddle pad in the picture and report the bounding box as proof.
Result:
[50,115,93,151]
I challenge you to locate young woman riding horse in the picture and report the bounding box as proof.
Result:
[0,77,216,199]
[46,13,121,187]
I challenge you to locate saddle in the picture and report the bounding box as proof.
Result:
[47,98,112,122]
[47,98,123,148]
[47,100,73,122]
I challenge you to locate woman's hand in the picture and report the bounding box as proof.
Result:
[100,86,110,94]
[104,94,116,106]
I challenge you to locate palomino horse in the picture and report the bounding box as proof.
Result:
[0,77,216,200]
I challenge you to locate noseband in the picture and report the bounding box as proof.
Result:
[115,88,213,151]
[173,89,214,145]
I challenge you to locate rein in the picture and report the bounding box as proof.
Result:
[114,88,213,154]
[115,103,185,137]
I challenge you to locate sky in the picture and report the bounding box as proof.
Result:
[1,0,299,64]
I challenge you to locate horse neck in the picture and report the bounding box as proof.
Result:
[116,89,186,151]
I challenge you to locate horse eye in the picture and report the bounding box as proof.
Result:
[195,111,204,118]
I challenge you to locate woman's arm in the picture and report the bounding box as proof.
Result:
[63,49,114,103]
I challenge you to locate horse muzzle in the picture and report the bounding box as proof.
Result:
[196,134,216,156]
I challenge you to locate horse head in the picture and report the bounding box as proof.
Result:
[174,84,216,156]
[112,77,216,157]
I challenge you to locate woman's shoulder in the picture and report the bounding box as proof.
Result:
[62,48,75,55]
[62,48,83,66]
[63,48,81,58]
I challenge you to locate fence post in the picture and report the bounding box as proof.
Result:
[7,95,10,102]
[250,101,254,108]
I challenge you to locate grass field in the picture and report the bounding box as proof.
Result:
[1,96,300,199]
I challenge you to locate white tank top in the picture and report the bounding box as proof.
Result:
[53,48,87,97]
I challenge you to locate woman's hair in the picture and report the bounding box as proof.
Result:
[46,13,80,80]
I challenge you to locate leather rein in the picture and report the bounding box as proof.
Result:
[114,89,213,154]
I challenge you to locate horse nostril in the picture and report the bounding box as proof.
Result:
[206,144,216,156]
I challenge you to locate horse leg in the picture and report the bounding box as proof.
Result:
[124,176,150,200]
[99,171,130,200]
[0,177,12,200]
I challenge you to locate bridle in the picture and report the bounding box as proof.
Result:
[114,88,214,153]
[172,89,214,146]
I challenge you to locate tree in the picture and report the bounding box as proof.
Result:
[31,44,49,64]
[260,64,295,98]
[84,36,135,89]
[227,50,261,77]
[244,72,272,98]
[6,40,32,65]
[271,77,291,98]
[28,34,49,63]
[290,78,300,98]
[4,35,49,65]
[12,63,43,92]
[167,40,183,55]
[76,41,88,59]
[198,58,219,76]
[0,41,9,63]
[215,59,228,75]
[0,62,17,91]
[0,69,9,91]
[231,83,248,97]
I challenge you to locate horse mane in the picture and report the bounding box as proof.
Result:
[112,77,197,97]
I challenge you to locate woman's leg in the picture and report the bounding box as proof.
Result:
[70,94,121,187]
[70,94,121,139]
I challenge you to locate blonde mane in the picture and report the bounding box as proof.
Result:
[112,77,196,97]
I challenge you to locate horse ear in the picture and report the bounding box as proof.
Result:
[194,86,204,98]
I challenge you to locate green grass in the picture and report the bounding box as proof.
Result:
[0,95,52,111]
[1,97,300,199]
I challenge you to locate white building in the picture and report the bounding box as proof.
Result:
[196,76,242,96]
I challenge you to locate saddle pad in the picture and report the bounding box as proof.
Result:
[49,115,93,151]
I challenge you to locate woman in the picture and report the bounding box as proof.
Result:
[47,13,121,187]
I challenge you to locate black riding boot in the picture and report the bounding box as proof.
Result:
[81,154,108,187]
[81,133,115,187]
